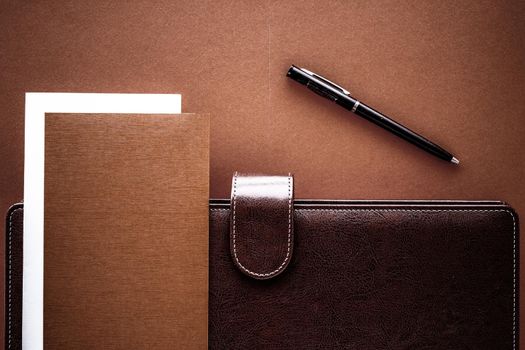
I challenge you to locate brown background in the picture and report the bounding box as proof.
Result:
[0,0,524,347]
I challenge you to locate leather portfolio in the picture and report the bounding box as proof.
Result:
[5,173,519,349]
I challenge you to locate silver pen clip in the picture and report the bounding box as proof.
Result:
[299,67,351,96]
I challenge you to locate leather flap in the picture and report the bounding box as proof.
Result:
[230,173,294,280]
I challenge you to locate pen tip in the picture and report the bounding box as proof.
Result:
[451,157,460,165]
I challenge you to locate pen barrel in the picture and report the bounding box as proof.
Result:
[338,98,454,161]
[286,65,456,163]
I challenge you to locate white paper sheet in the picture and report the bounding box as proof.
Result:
[23,93,182,350]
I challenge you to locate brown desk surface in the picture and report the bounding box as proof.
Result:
[1,0,524,345]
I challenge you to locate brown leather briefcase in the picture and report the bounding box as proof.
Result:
[5,174,520,349]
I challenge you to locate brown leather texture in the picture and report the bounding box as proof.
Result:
[215,201,520,349]
[1,1,524,345]
[5,199,519,349]
[230,173,294,280]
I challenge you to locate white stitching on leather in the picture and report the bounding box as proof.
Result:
[512,209,517,350]
[8,207,22,350]
[232,174,293,278]
[7,205,516,347]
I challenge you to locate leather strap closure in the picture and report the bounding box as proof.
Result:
[230,173,294,280]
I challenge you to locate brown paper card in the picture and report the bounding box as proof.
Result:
[44,113,209,349]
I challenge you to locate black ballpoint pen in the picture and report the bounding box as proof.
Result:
[287,65,459,165]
